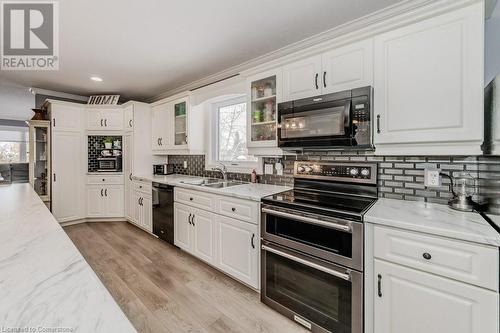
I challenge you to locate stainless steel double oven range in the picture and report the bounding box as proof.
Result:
[261,161,378,333]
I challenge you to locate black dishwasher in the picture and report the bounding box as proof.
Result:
[152,182,175,245]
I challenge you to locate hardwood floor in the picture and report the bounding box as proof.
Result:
[64,221,308,333]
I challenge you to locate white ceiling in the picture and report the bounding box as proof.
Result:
[0,0,404,101]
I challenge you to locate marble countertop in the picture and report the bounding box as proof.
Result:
[0,184,136,332]
[366,198,500,247]
[132,174,291,201]
[487,214,500,230]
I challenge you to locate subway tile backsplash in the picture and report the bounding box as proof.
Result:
[167,153,500,214]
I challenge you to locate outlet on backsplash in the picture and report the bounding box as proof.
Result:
[424,169,441,187]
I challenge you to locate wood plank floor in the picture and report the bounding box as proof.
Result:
[64,222,308,333]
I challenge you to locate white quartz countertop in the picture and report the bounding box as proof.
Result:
[0,184,136,332]
[366,198,500,247]
[133,174,291,201]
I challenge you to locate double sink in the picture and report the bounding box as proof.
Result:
[180,178,246,188]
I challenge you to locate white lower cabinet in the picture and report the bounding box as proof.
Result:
[86,185,124,218]
[130,187,152,232]
[216,215,259,288]
[374,259,498,333]
[174,192,260,289]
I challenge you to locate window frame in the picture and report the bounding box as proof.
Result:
[205,95,261,174]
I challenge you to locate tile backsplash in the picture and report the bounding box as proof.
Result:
[167,153,500,214]
[88,136,122,172]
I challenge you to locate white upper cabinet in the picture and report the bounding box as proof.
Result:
[283,54,322,101]
[282,39,374,101]
[321,39,373,94]
[87,107,123,131]
[123,104,134,132]
[373,2,484,155]
[50,102,83,132]
[151,101,171,152]
[151,93,204,155]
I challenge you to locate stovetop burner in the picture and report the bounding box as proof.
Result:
[262,161,378,221]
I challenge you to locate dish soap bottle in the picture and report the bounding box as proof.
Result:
[251,169,257,183]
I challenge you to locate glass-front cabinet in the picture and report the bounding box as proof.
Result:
[28,120,51,207]
[174,99,188,147]
[246,68,283,155]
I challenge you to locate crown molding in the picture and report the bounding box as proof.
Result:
[148,0,483,103]
[29,87,88,101]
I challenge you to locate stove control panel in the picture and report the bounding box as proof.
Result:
[294,161,377,184]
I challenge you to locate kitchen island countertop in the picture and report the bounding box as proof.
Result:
[0,183,136,332]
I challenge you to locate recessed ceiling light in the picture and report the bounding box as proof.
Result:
[90,76,103,82]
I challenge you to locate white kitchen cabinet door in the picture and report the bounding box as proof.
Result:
[100,108,123,130]
[52,131,83,222]
[373,3,483,155]
[132,191,141,225]
[374,259,499,333]
[174,203,192,252]
[216,216,259,288]
[87,109,103,130]
[191,208,216,265]
[51,103,82,132]
[123,133,133,220]
[141,195,152,232]
[321,39,373,94]
[152,102,170,152]
[86,185,106,217]
[124,105,134,132]
[282,54,322,101]
[105,185,124,217]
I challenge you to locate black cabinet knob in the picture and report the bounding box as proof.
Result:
[423,253,432,260]
[189,197,193,201]
[231,207,236,212]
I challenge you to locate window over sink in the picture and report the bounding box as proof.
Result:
[207,96,260,173]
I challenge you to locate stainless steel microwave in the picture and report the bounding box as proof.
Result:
[277,86,373,150]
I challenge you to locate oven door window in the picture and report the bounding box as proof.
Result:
[265,213,352,258]
[265,250,352,333]
[280,105,346,139]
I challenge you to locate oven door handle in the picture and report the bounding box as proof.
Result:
[262,244,351,281]
[262,208,352,233]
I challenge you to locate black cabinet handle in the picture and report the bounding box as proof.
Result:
[129,119,132,127]
[138,197,141,205]
[315,73,319,89]
[423,252,432,260]
[104,119,107,127]
[101,189,103,197]
[251,234,255,249]
[53,173,56,182]
[129,173,132,181]
[323,71,327,88]
[231,207,236,212]
[53,118,56,127]
[100,119,103,127]
[105,189,108,197]
[191,215,195,226]
[377,114,381,134]
[188,213,192,225]
[377,274,382,297]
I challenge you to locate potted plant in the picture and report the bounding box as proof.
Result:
[103,137,113,149]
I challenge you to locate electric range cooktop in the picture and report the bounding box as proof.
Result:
[262,161,379,221]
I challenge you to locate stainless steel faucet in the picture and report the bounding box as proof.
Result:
[212,163,228,181]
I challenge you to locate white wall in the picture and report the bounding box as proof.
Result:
[486,1,500,85]
[0,79,35,121]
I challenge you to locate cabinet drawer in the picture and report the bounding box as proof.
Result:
[87,174,124,185]
[175,188,216,211]
[374,226,499,291]
[217,196,259,224]
[133,180,152,195]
